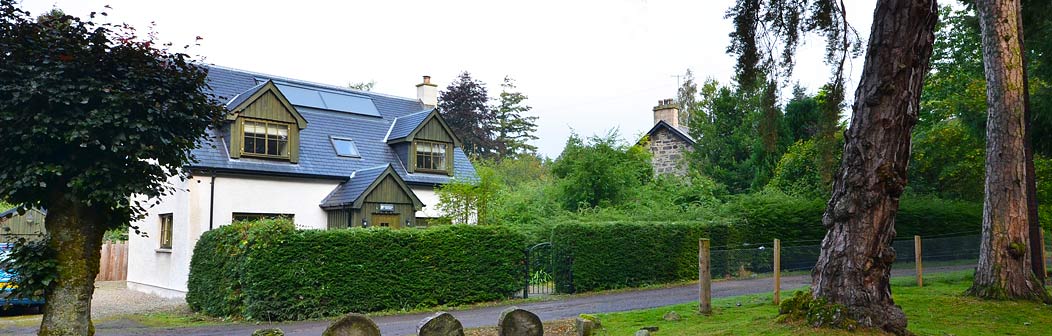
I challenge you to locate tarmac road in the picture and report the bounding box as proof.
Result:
[42,265,968,336]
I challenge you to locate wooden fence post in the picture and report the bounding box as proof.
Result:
[1042,229,1048,283]
[915,235,923,287]
[773,239,781,305]
[699,238,711,315]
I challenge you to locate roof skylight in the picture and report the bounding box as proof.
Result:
[331,137,360,157]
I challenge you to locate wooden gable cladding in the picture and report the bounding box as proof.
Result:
[414,116,455,143]
[352,167,423,209]
[240,92,300,124]
[325,165,424,230]
[227,81,307,163]
[0,207,46,240]
[363,175,416,204]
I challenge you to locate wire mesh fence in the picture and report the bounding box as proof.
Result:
[708,233,983,280]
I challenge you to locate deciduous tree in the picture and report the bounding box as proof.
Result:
[438,72,497,158]
[0,3,225,335]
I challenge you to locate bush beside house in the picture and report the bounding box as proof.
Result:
[187,220,526,320]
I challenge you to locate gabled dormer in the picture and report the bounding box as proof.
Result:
[225,80,308,163]
[386,109,460,176]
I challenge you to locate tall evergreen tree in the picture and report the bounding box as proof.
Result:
[727,0,937,333]
[438,72,496,158]
[493,76,539,158]
[968,0,1050,301]
[783,83,821,142]
[676,69,699,127]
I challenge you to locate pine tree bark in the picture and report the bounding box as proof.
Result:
[812,0,937,334]
[39,193,105,336]
[968,0,1050,301]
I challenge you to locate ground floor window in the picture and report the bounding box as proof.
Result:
[158,213,173,249]
[232,212,295,223]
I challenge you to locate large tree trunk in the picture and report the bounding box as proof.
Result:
[968,0,1050,301]
[811,0,937,334]
[39,193,105,336]
[1017,0,1045,285]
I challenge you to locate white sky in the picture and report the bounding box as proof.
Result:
[20,0,877,158]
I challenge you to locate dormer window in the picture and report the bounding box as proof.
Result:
[242,119,291,158]
[331,137,360,157]
[415,140,449,173]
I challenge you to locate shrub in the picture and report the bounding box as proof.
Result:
[547,194,983,294]
[187,220,526,320]
[550,221,738,293]
[725,192,983,244]
[186,219,295,317]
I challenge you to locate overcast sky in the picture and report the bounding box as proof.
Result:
[21,0,878,158]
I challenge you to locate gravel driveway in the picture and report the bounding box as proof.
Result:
[0,281,186,329]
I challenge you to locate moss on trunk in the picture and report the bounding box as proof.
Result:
[39,194,105,336]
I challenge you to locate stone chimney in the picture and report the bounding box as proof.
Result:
[416,75,438,107]
[653,98,679,128]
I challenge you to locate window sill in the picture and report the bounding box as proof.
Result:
[414,168,449,175]
[155,248,173,254]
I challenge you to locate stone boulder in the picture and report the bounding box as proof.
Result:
[417,312,465,336]
[322,313,381,336]
[497,307,543,336]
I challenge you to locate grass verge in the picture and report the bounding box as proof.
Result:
[595,270,1051,335]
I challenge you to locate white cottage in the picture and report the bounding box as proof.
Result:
[127,65,477,298]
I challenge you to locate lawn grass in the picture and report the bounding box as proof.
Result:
[597,270,1052,335]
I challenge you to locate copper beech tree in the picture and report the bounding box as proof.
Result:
[726,0,937,334]
[0,3,225,335]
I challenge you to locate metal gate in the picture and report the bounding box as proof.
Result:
[524,242,556,298]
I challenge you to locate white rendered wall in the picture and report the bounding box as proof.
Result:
[411,185,440,218]
[126,172,192,299]
[127,173,340,298]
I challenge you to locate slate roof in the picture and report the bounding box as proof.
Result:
[224,81,267,110]
[190,65,478,186]
[319,165,389,208]
[386,109,433,141]
[643,120,696,145]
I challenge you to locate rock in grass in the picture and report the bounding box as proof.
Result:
[418,312,465,336]
[575,317,593,336]
[662,311,681,321]
[322,313,381,336]
[634,330,651,336]
[251,328,284,336]
[578,313,602,329]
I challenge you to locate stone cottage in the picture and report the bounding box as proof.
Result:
[641,99,695,176]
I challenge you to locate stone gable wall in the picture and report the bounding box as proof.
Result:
[646,128,692,176]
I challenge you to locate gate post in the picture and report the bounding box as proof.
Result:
[523,248,530,299]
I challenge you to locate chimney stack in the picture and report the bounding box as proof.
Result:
[416,75,438,107]
[653,98,679,128]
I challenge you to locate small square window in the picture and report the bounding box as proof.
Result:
[331,137,360,157]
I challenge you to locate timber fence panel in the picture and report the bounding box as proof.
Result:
[96,242,128,281]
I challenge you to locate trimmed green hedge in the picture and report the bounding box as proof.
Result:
[551,221,737,293]
[550,195,983,294]
[187,220,527,320]
[186,219,289,317]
